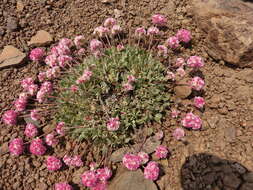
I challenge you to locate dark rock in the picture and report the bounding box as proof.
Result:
[190,0,253,67]
[223,173,241,189]
[240,182,253,190]
[243,172,253,183]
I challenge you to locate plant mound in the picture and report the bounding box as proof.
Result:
[55,46,171,147]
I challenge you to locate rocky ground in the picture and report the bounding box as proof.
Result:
[0,0,253,190]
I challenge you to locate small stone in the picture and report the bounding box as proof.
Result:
[28,30,53,46]
[174,79,192,99]
[6,17,18,32]
[108,169,158,190]
[206,115,219,129]
[0,45,26,68]
[36,182,48,190]
[16,0,24,12]
[0,142,8,155]
[224,127,236,143]
[42,124,54,134]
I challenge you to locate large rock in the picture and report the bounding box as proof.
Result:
[109,168,158,190]
[190,0,253,67]
[0,46,26,69]
[28,30,53,46]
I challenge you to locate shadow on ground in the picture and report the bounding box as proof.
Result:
[180,153,253,190]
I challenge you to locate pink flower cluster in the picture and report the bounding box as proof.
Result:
[63,155,83,167]
[30,48,45,62]
[166,36,180,49]
[29,138,46,155]
[157,45,168,57]
[107,117,120,131]
[123,75,136,92]
[104,18,116,28]
[14,94,28,111]
[166,71,175,81]
[172,128,185,140]
[176,29,191,43]
[21,78,38,96]
[171,109,180,118]
[45,133,59,146]
[9,138,24,156]
[175,58,185,67]
[187,56,204,69]
[181,112,202,130]
[193,96,205,109]
[176,67,186,77]
[24,123,38,138]
[155,145,168,159]
[93,26,110,37]
[135,27,146,37]
[46,156,62,171]
[144,161,160,181]
[30,109,40,121]
[2,110,18,125]
[152,14,167,26]
[111,25,122,35]
[74,35,85,48]
[122,153,142,170]
[55,182,73,190]
[137,152,149,164]
[81,167,112,189]
[147,26,160,36]
[37,81,53,103]
[56,122,65,135]
[76,69,93,84]
[90,39,103,56]
[190,76,205,91]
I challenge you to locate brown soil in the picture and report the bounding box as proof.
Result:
[0,0,253,190]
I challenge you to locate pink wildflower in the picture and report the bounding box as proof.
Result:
[154,130,164,140]
[175,58,185,67]
[30,109,40,121]
[147,26,160,35]
[56,122,65,135]
[93,26,110,37]
[9,138,24,156]
[104,18,116,28]
[90,181,107,190]
[117,44,125,51]
[187,56,204,69]
[166,36,180,49]
[127,75,136,83]
[155,145,168,159]
[14,97,27,112]
[193,96,205,109]
[77,48,85,55]
[166,71,175,81]
[90,39,103,52]
[29,138,46,155]
[157,45,168,57]
[76,69,93,84]
[176,67,186,77]
[38,72,46,82]
[172,128,185,140]
[70,85,79,92]
[137,152,149,164]
[59,38,73,48]
[27,84,38,96]
[135,27,146,37]
[96,167,112,181]
[111,25,122,35]
[107,117,120,131]
[24,123,38,138]
[71,155,83,167]
[56,43,71,55]
[81,171,98,187]
[45,54,58,67]
[152,14,167,26]
[29,48,45,62]
[55,182,73,190]
[45,133,59,146]
[58,55,73,68]
[41,81,53,93]
[122,153,141,170]
[46,156,62,171]
[181,112,202,130]
[122,83,134,91]
[190,77,205,91]
[176,29,191,43]
[144,161,160,181]
[171,109,180,118]
[2,110,18,125]
[21,78,34,90]
[19,92,28,100]
[74,35,85,48]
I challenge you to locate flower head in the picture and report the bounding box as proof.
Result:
[30,48,45,62]
[172,128,185,140]
[175,58,185,67]
[96,167,112,181]
[135,27,146,37]
[93,26,110,37]
[122,153,141,170]
[122,83,134,91]
[46,156,62,171]
[157,45,168,57]
[117,44,125,51]
[14,97,27,112]
[9,138,24,156]
[58,55,73,68]
[155,145,168,159]
[76,69,93,84]
[45,54,58,67]
[171,109,180,118]
[137,152,149,164]
[176,29,191,43]
[193,96,205,109]
[30,109,40,121]
[190,77,205,91]
[181,112,202,130]
[166,71,175,81]
[90,39,103,52]
[81,171,98,187]
[24,123,38,138]
[2,110,18,125]
[111,25,122,35]
[144,161,160,181]
[59,38,73,48]
[127,75,136,83]
[56,122,65,135]
[38,72,46,82]
[166,36,180,49]
[152,14,167,26]
[74,35,85,48]
[187,56,204,69]
[147,26,160,36]
[29,138,46,155]
[176,67,186,77]
[21,78,34,90]
[104,18,117,28]
[45,133,59,146]
[107,117,120,131]
[55,182,73,190]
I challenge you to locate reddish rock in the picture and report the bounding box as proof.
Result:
[190,0,253,67]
